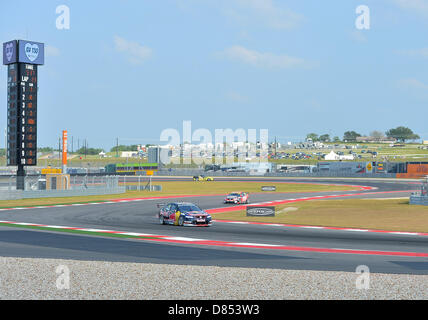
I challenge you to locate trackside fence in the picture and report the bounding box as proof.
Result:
[154,169,397,179]
[0,176,125,200]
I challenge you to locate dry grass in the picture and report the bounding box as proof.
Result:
[212,199,428,233]
[122,181,359,195]
[0,181,358,209]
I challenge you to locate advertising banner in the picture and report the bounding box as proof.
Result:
[62,130,68,166]
[261,186,276,191]
[3,40,18,65]
[3,40,44,65]
[246,206,275,217]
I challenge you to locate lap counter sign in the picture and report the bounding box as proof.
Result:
[3,40,45,190]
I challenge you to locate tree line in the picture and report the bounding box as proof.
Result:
[36,144,157,155]
[306,126,421,143]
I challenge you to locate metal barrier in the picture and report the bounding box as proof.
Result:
[154,169,397,179]
[20,187,126,199]
[0,175,125,200]
[409,177,428,205]
[410,195,428,206]
[126,185,162,191]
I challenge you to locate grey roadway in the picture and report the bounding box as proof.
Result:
[0,177,427,275]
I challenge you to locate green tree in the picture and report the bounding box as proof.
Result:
[76,147,104,155]
[38,147,54,153]
[319,134,330,142]
[306,133,319,142]
[385,126,420,143]
[343,131,361,142]
[110,145,139,153]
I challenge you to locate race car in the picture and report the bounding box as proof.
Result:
[193,175,214,181]
[158,202,213,227]
[224,192,249,204]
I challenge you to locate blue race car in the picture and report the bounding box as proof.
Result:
[158,202,213,227]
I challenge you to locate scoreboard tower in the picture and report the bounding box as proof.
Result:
[3,40,44,190]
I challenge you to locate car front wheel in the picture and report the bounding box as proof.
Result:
[159,215,165,225]
[178,215,184,227]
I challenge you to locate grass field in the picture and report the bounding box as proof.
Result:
[271,142,428,164]
[0,181,359,209]
[1,142,427,167]
[211,199,428,233]
[119,181,360,194]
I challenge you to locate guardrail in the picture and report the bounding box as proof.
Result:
[0,175,126,200]
[0,186,127,201]
[126,185,162,191]
[0,169,401,180]
[154,169,397,179]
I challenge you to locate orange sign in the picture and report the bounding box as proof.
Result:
[62,130,68,166]
[407,164,428,174]
[397,163,428,178]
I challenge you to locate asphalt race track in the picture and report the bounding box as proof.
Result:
[1,177,427,275]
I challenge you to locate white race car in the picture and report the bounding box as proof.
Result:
[224,192,249,204]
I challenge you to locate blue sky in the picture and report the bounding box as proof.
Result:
[1,0,428,151]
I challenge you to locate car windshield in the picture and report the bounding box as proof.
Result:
[229,193,240,197]
[178,205,202,212]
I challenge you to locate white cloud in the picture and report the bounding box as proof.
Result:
[398,48,428,58]
[394,0,428,16]
[176,0,303,30]
[226,91,249,103]
[114,36,152,65]
[45,45,60,57]
[398,78,428,90]
[350,30,368,43]
[227,0,304,30]
[221,45,307,69]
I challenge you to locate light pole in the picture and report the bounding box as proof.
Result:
[58,137,61,167]
[4,128,6,166]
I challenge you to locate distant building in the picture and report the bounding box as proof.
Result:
[148,147,160,164]
[121,151,138,158]
[356,136,397,144]
[423,141,428,145]
[221,162,274,174]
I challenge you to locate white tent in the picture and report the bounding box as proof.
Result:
[325,151,356,161]
[325,151,339,160]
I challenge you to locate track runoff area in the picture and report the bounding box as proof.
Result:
[0,176,427,275]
